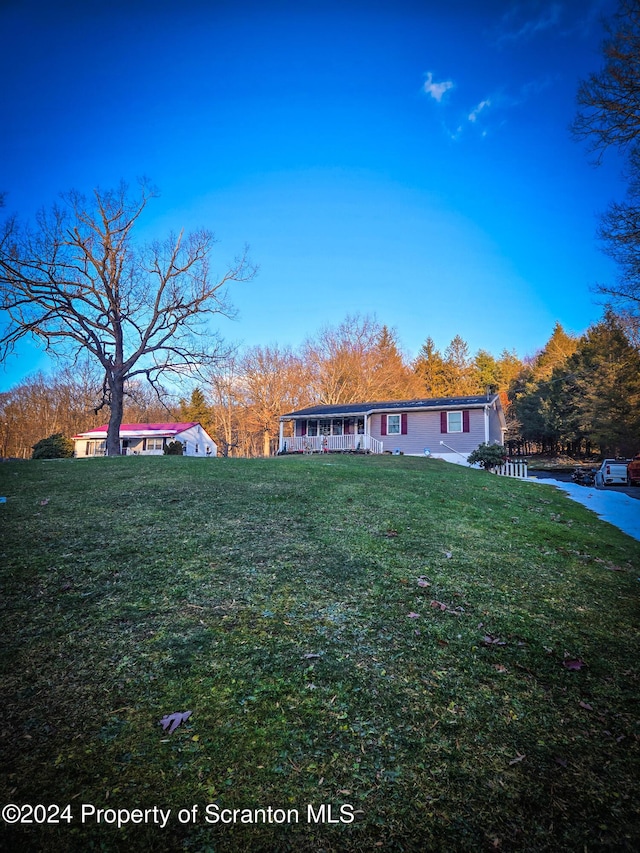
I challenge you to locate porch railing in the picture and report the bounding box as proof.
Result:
[279,434,383,454]
[491,460,528,479]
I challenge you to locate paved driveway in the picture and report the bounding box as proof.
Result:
[532,470,640,501]
[528,472,640,541]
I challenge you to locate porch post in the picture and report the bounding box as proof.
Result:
[364,414,368,450]
[279,420,284,453]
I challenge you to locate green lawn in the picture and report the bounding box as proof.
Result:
[1,454,639,852]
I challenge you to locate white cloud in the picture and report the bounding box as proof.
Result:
[468,99,491,123]
[423,72,454,102]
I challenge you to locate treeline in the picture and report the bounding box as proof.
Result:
[1,311,638,458]
[509,310,640,458]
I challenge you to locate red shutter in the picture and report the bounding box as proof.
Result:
[463,411,470,433]
[401,413,407,435]
[440,411,447,433]
[381,414,387,435]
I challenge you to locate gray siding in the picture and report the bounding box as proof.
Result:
[369,408,488,455]
[487,403,504,445]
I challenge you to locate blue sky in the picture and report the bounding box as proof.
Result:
[0,0,623,390]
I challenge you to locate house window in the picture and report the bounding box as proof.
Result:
[307,420,318,436]
[381,413,407,436]
[319,419,331,436]
[332,419,343,435]
[447,412,463,433]
[147,438,164,451]
[86,440,105,456]
[387,414,401,434]
[356,417,364,434]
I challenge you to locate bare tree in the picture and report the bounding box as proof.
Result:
[0,181,255,454]
[0,364,104,458]
[572,0,640,322]
[303,314,417,405]
[206,355,242,456]
[239,344,310,455]
[596,153,640,328]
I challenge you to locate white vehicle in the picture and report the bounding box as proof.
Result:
[594,459,629,487]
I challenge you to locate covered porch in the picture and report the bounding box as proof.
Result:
[278,414,383,454]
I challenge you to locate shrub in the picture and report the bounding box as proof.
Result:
[32,433,74,459]
[467,442,506,470]
[164,440,184,456]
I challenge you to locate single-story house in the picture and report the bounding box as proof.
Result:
[278,394,506,463]
[73,422,217,458]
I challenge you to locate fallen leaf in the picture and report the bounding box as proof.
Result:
[482,634,507,646]
[430,600,447,611]
[493,664,508,673]
[159,710,192,733]
[303,653,322,659]
[444,551,452,559]
[407,612,420,619]
[417,578,431,587]
[579,700,593,711]
[508,752,526,766]
[437,639,449,647]
[40,499,50,506]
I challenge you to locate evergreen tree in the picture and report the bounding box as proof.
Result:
[508,324,578,453]
[414,337,448,397]
[532,322,578,380]
[443,335,474,395]
[179,387,215,436]
[560,310,640,456]
[510,312,640,455]
[371,326,421,399]
[473,349,501,393]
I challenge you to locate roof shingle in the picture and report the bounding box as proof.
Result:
[281,395,497,419]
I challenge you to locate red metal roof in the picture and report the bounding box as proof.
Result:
[73,423,199,438]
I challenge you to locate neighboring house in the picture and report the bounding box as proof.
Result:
[73,422,217,458]
[278,395,506,463]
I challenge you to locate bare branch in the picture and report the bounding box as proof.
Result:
[0,181,255,454]
[571,0,640,162]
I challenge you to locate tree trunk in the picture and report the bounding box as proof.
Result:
[106,373,125,456]
[263,429,271,457]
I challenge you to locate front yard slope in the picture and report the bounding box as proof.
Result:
[1,455,638,852]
